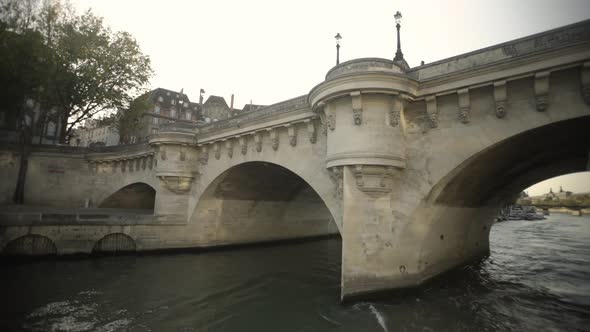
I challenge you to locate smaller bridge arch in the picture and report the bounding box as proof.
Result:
[98,182,156,211]
[190,161,339,244]
[3,235,57,256]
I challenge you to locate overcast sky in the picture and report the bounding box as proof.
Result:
[69,0,590,195]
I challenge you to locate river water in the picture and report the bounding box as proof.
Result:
[1,214,589,332]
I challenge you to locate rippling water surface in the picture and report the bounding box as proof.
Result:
[1,214,589,331]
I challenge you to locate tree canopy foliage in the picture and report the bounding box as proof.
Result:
[0,0,153,142]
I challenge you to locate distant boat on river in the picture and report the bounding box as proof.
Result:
[497,205,546,222]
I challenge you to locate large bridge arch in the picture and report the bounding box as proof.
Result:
[189,160,340,245]
[189,131,341,232]
[404,115,590,283]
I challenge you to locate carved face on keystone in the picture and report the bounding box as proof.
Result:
[536,96,548,111]
[495,104,506,118]
[428,113,438,128]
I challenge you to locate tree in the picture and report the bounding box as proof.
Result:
[50,10,153,143]
[0,0,153,143]
[93,93,151,144]
[0,0,153,203]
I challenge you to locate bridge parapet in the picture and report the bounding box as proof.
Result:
[198,95,310,135]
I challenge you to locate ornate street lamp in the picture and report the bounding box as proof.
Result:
[394,11,403,62]
[335,33,342,65]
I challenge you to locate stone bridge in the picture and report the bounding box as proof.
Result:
[1,20,590,301]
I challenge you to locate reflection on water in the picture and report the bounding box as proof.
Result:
[1,214,589,331]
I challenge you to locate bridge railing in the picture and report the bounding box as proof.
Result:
[198,95,311,135]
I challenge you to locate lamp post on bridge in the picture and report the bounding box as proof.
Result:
[394,11,403,61]
[335,33,342,65]
[393,11,409,70]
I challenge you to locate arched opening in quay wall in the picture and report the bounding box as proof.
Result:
[3,235,57,256]
[191,162,339,245]
[93,233,136,253]
[98,183,156,211]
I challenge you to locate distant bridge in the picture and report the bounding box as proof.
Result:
[1,20,590,301]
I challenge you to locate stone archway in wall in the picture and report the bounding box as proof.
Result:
[98,182,156,211]
[3,235,57,256]
[190,161,340,245]
[413,116,590,277]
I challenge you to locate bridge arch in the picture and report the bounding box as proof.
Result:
[430,116,590,208]
[98,182,156,211]
[190,161,339,244]
[93,233,136,253]
[3,234,57,256]
[410,115,590,278]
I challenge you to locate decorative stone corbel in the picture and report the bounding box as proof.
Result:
[534,71,550,111]
[267,128,279,150]
[493,81,507,118]
[239,136,247,155]
[351,91,362,125]
[179,146,186,161]
[128,159,134,172]
[158,176,193,194]
[285,124,296,147]
[457,88,470,123]
[213,142,220,160]
[135,159,140,171]
[305,119,316,144]
[225,139,233,158]
[120,160,126,172]
[581,62,590,105]
[253,132,262,152]
[390,95,407,128]
[327,111,335,131]
[353,165,365,188]
[148,154,154,169]
[389,104,400,127]
[328,166,343,199]
[141,157,147,170]
[351,165,395,198]
[313,101,329,134]
[160,146,167,160]
[425,96,438,128]
[198,145,208,165]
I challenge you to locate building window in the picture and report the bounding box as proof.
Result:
[171,99,176,105]
[170,108,176,118]
[151,128,159,134]
[186,112,191,120]
[153,117,158,125]
[154,106,160,114]
[158,96,164,102]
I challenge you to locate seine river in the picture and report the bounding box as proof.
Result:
[1,214,589,331]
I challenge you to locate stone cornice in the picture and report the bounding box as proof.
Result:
[410,19,590,79]
[308,71,420,108]
[416,44,590,98]
[149,132,197,146]
[196,108,316,144]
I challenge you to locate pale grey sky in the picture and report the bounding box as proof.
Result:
[69,0,590,195]
[527,172,590,196]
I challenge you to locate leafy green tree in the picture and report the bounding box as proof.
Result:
[50,10,153,142]
[0,0,153,203]
[1,0,153,143]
